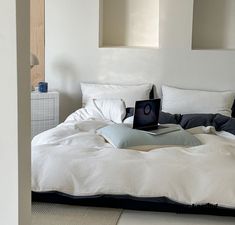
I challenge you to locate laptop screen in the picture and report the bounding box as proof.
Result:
[133,99,161,130]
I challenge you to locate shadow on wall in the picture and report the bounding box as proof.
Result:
[214,0,230,48]
[192,0,231,49]
[103,0,128,46]
[52,59,81,122]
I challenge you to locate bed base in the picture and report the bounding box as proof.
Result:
[32,192,235,217]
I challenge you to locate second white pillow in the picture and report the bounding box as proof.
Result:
[162,85,235,117]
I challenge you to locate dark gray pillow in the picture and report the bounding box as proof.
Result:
[159,112,235,135]
[232,99,235,118]
[159,112,181,124]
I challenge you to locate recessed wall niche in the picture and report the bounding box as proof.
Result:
[192,0,235,50]
[99,0,159,48]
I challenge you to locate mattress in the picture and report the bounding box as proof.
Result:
[32,117,235,210]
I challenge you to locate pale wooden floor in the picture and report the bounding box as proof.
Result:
[32,204,235,225]
[118,210,235,225]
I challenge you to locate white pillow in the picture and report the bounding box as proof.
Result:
[65,99,126,123]
[162,85,235,117]
[87,99,126,123]
[81,83,152,108]
[123,116,134,127]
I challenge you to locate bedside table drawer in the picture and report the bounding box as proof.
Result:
[31,98,56,121]
[31,120,56,138]
[31,91,59,138]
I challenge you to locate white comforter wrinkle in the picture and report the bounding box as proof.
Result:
[32,109,235,208]
[65,99,126,124]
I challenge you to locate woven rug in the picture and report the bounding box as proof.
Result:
[32,202,122,225]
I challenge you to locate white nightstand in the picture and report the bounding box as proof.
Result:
[31,91,59,138]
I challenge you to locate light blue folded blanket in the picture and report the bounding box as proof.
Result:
[97,124,201,149]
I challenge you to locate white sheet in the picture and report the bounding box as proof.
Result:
[32,109,235,208]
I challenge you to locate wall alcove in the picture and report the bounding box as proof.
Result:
[99,0,159,48]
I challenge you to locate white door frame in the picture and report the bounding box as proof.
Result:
[0,0,31,224]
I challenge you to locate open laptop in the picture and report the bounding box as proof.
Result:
[133,99,180,135]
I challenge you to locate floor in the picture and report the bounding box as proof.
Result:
[32,203,235,225]
[118,210,235,225]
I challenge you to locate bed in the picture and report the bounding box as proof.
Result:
[32,83,235,216]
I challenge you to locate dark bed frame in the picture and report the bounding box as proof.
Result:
[32,192,235,217]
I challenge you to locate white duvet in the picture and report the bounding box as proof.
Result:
[32,100,235,208]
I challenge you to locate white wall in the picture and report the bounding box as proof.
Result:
[46,0,235,121]
[0,0,31,224]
